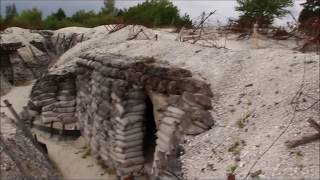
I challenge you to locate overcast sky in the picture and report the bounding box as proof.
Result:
[0,0,306,25]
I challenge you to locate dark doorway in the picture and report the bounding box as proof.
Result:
[143,96,157,173]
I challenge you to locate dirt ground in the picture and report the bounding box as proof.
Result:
[53,25,319,179]
[0,83,116,179]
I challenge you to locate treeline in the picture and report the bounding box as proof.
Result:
[0,0,192,30]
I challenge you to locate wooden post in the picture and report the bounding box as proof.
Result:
[22,106,33,128]
[3,99,21,122]
[59,123,65,140]
[3,99,36,145]
[68,33,75,49]
[80,33,84,42]
[50,121,54,137]
[54,33,60,47]
[285,133,320,148]
[17,52,38,79]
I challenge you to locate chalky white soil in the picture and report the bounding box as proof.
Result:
[2,25,319,179]
[53,25,319,179]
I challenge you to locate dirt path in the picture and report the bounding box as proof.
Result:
[35,132,116,180]
[0,82,33,118]
[1,85,116,180]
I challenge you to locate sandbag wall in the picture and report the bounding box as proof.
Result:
[29,74,77,125]
[0,41,51,85]
[74,53,215,179]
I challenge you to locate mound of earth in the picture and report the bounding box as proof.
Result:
[50,25,319,179]
[2,25,319,179]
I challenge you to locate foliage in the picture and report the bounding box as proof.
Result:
[5,4,18,22]
[235,0,293,27]
[11,8,43,29]
[51,8,66,21]
[299,0,320,24]
[101,0,118,16]
[122,0,192,28]
[71,10,97,24]
[298,0,320,36]
[175,13,193,29]
[3,1,193,30]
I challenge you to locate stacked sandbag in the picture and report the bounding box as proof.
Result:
[76,67,93,143]
[30,75,59,124]
[54,75,77,124]
[89,71,104,159]
[107,83,147,178]
[72,52,215,179]
[30,74,78,125]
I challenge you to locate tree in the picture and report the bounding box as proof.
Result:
[0,16,4,30]
[101,0,118,15]
[71,10,97,24]
[5,4,18,22]
[52,8,66,21]
[299,0,320,24]
[11,8,43,29]
[235,0,293,27]
[122,0,187,28]
[176,13,193,29]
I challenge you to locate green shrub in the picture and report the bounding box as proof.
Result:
[43,8,67,29]
[4,1,192,30]
[101,0,118,16]
[5,4,18,22]
[83,15,121,27]
[51,8,66,21]
[71,10,97,24]
[236,0,293,27]
[11,8,43,29]
[44,16,81,29]
[122,0,191,28]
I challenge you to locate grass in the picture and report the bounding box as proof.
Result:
[227,164,238,174]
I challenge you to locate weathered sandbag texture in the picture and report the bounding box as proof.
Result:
[28,52,214,179]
